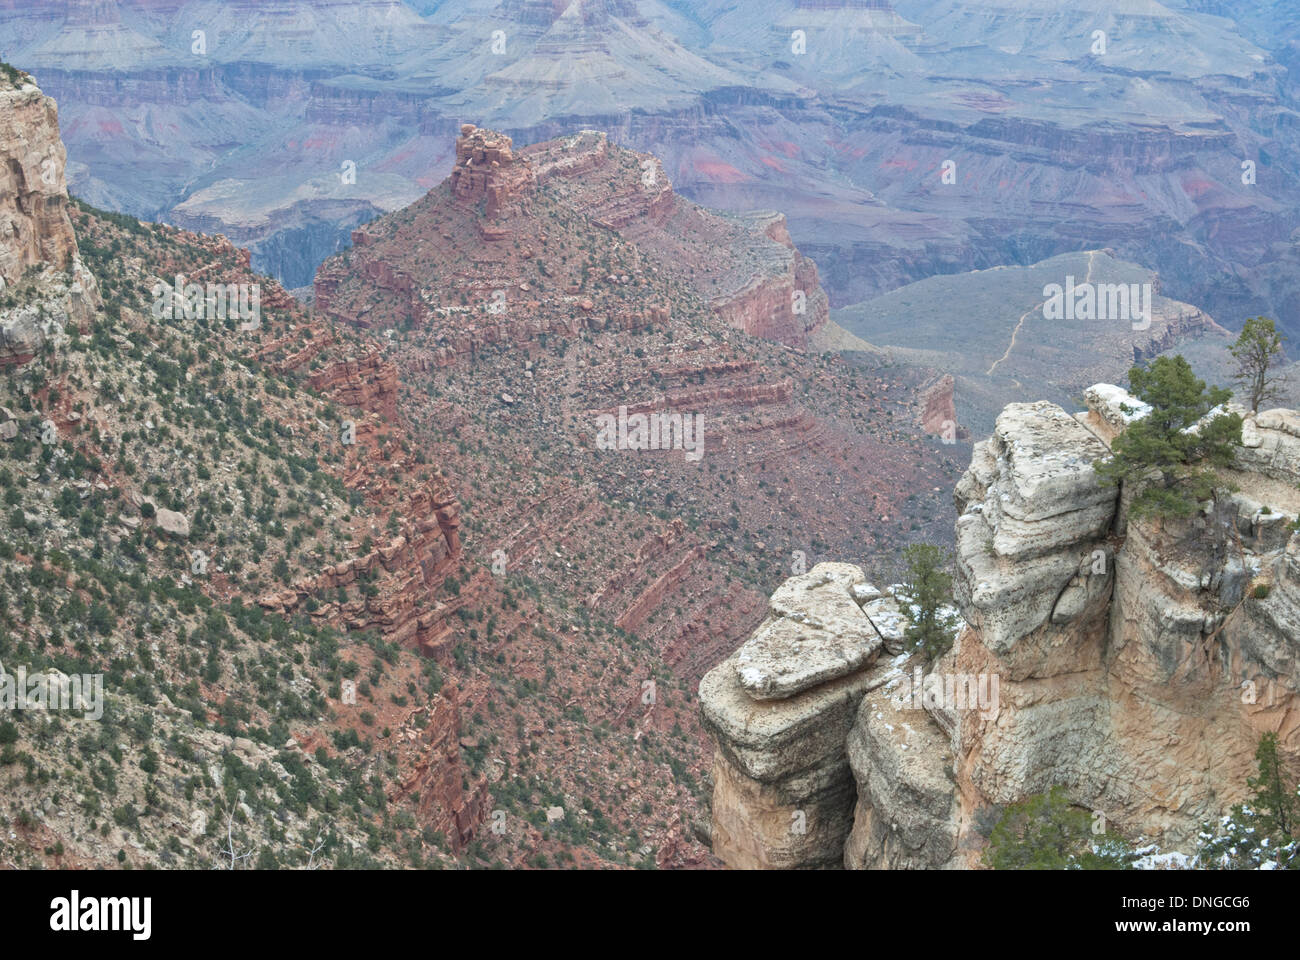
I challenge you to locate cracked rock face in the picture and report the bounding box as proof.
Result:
[1236,408,1300,482]
[736,562,882,700]
[945,392,1300,857]
[0,84,77,287]
[0,80,100,366]
[845,682,960,870]
[953,402,1118,668]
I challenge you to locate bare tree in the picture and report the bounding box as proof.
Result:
[216,807,255,870]
[304,829,327,870]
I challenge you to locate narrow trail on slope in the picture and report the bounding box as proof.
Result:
[986,250,1098,377]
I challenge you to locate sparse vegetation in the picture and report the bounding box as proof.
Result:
[1094,355,1243,520]
[984,786,1136,870]
[1196,733,1300,869]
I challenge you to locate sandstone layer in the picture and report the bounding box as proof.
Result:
[699,562,897,868]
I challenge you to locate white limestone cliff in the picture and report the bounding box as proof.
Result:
[702,386,1300,868]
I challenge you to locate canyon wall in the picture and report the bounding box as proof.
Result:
[0,73,99,365]
[703,385,1300,868]
[0,80,76,283]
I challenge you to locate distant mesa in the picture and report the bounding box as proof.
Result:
[316,124,830,350]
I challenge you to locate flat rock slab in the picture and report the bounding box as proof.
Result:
[768,561,868,621]
[700,654,895,783]
[994,401,1112,523]
[737,615,882,700]
[739,562,881,700]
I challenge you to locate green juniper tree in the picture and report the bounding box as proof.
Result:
[1249,731,1296,839]
[898,543,960,662]
[1094,355,1242,521]
[983,786,1136,870]
[0,60,26,89]
[1196,732,1300,869]
[1230,316,1287,413]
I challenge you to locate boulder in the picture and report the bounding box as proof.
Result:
[154,507,191,538]
[979,401,1115,559]
[1236,408,1300,483]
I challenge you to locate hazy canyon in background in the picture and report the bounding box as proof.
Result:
[5,0,1299,323]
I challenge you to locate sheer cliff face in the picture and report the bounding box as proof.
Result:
[703,387,1300,868]
[0,81,77,285]
[0,74,99,366]
[943,393,1300,858]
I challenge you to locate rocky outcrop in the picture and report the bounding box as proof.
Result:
[952,401,1116,662]
[699,563,896,868]
[450,125,536,220]
[917,374,963,441]
[0,75,99,365]
[256,478,463,655]
[0,80,77,285]
[388,687,488,851]
[1236,407,1300,484]
[307,353,399,422]
[704,385,1300,868]
[529,131,675,230]
[844,679,961,870]
[707,211,829,348]
[837,400,1116,869]
[521,130,830,348]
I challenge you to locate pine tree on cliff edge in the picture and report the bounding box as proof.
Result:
[1230,316,1287,414]
[0,60,26,88]
[1094,355,1242,521]
[898,543,959,662]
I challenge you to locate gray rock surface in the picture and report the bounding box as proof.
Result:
[705,386,1300,869]
[737,563,881,700]
[844,686,960,870]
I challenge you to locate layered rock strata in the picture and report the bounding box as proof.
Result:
[699,563,894,868]
[704,385,1300,868]
[449,125,536,219]
[317,125,828,349]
